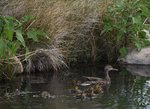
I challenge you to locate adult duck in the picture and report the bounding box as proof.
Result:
[81,65,118,85]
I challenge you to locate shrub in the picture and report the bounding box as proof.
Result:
[0,15,49,60]
[101,0,150,58]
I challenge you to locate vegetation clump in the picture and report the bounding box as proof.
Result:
[0,15,50,79]
[100,0,150,59]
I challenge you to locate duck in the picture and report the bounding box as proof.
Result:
[94,87,102,94]
[14,89,20,96]
[82,65,118,85]
[41,91,50,98]
[86,90,94,98]
[85,87,94,93]
[94,84,100,89]
[71,86,79,93]
[76,92,86,99]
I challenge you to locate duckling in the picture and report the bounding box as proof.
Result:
[72,79,81,85]
[71,86,79,93]
[94,84,100,89]
[14,89,20,96]
[94,87,102,94]
[86,90,94,98]
[85,87,94,93]
[41,91,50,98]
[76,92,85,99]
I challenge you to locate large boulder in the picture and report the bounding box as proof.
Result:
[118,47,150,65]
[118,30,150,65]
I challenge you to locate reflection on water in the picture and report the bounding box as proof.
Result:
[0,64,150,109]
[122,64,150,77]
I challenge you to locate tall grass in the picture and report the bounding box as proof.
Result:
[0,0,113,70]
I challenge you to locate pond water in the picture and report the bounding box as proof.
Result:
[0,64,150,109]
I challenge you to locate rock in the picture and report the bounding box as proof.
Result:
[12,56,23,73]
[118,29,150,65]
[118,47,150,65]
[1,56,23,74]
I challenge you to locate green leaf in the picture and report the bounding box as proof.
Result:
[101,24,113,35]
[134,40,142,51]
[0,39,8,58]
[4,19,15,30]
[119,47,128,58]
[15,30,25,47]
[141,6,150,19]
[20,15,34,24]
[9,41,20,56]
[27,28,38,42]
[116,0,124,8]
[37,30,50,39]
[138,30,147,39]
[132,15,142,24]
[143,40,150,46]
[115,30,124,41]
[25,47,29,60]
[3,24,14,41]
[5,16,16,21]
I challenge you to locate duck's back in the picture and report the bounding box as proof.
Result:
[83,76,104,81]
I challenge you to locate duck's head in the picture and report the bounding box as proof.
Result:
[104,65,118,72]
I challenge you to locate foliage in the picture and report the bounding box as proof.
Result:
[101,0,150,57]
[0,15,49,60]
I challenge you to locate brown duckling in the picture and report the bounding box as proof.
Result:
[76,92,86,99]
[85,87,94,93]
[94,87,102,94]
[94,84,100,89]
[72,79,81,85]
[71,86,79,93]
[86,90,94,98]
[41,91,50,98]
[82,65,118,85]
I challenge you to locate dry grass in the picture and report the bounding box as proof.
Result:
[0,0,113,71]
[25,48,67,73]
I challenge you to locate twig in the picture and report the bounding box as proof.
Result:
[25,20,36,31]
[143,18,148,24]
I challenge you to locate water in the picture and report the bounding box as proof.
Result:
[0,64,150,109]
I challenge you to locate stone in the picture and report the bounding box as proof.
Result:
[12,56,23,73]
[1,56,23,74]
[118,47,150,65]
[118,29,150,65]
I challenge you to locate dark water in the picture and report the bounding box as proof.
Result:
[0,64,150,109]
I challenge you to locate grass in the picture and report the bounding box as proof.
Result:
[0,0,114,73]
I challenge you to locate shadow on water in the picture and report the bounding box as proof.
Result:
[0,64,150,109]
